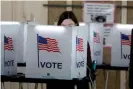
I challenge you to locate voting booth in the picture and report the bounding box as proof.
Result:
[129,29,133,89]
[23,25,88,80]
[88,23,104,65]
[16,22,38,75]
[0,21,20,75]
[110,24,133,67]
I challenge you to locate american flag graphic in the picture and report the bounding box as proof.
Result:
[37,35,60,52]
[94,32,100,43]
[121,33,131,46]
[76,37,84,52]
[4,36,14,50]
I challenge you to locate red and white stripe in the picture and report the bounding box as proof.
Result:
[76,38,84,52]
[39,38,60,52]
[4,37,13,50]
[122,35,131,46]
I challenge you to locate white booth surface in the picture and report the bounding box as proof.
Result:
[0,21,20,75]
[88,23,104,65]
[16,22,38,75]
[0,22,104,79]
[111,24,133,67]
[24,25,88,80]
[0,21,37,76]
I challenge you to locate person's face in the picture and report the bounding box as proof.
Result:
[61,19,75,26]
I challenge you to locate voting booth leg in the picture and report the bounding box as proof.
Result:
[104,71,109,89]
[10,82,13,89]
[77,80,89,89]
[34,83,38,89]
[19,82,23,89]
[2,82,5,89]
[89,82,91,89]
[41,83,43,89]
[27,83,30,89]
[94,80,96,89]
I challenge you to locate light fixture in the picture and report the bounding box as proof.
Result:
[79,23,86,26]
[0,21,20,25]
[35,25,66,33]
[116,24,133,30]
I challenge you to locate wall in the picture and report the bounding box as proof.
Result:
[48,1,66,25]
[127,1,133,24]
[1,1,133,89]
[1,1,48,24]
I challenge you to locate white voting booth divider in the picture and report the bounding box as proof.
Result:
[23,23,104,79]
[77,23,104,65]
[24,25,88,80]
[0,21,20,75]
[110,24,133,67]
[88,23,104,65]
[16,22,38,75]
[0,21,104,80]
[0,21,37,76]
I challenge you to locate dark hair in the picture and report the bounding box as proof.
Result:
[57,11,79,26]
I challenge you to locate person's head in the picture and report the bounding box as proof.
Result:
[57,11,79,26]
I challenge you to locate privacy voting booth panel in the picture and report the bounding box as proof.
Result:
[88,23,104,65]
[111,24,133,67]
[16,22,38,74]
[129,29,133,89]
[16,22,32,64]
[24,25,88,80]
[0,21,20,75]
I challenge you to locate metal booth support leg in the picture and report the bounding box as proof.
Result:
[19,82,23,89]
[2,82,5,89]
[41,83,43,89]
[104,71,109,89]
[34,83,38,89]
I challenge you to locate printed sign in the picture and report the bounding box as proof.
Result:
[120,33,131,60]
[37,35,62,68]
[1,22,19,75]
[111,24,133,67]
[4,36,14,69]
[103,24,113,45]
[88,23,103,65]
[84,3,115,23]
[25,25,88,80]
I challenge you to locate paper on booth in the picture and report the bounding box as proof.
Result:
[103,24,114,46]
[83,3,115,23]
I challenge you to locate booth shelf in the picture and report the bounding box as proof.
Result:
[1,75,83,84]
[96,64,128,71]
[1,65,128,83]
